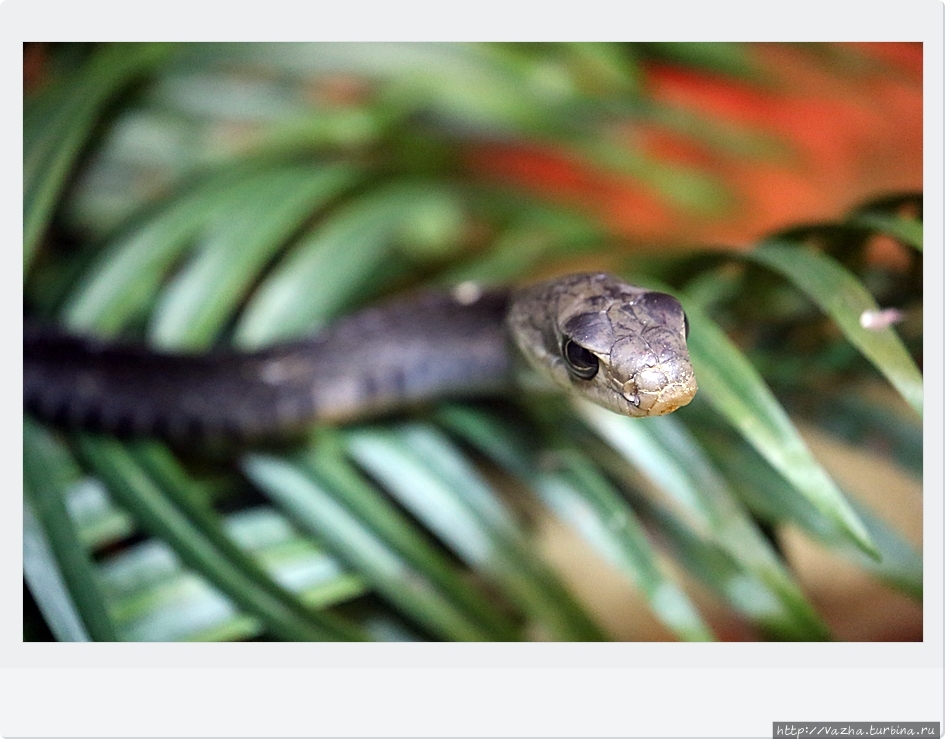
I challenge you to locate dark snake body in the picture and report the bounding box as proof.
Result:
[24,274,697,441]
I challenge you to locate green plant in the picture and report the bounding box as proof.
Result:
[23,42,922,642]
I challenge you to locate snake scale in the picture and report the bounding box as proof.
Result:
[23,273,697,441]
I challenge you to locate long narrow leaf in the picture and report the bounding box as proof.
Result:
[846,211,923,251]
[23,420,119,641]
[534,454,714,641]
[694,425,922,600]
[436,405,714,641]
[102,508,365,641]
[748,241,922,417]
[680,296,878,558]
[344,425,606,640]
[776,387,922,478]
[629,494,820,640]
[151,165,360,348]
[62,163,352,334]
[298,435,520,639]
[23,503,92,642]
[75,436,365,641]
[576,405,830,639]
[63,478,136,550]
[235,182,464,347]
[24,43,175,270]
[244,453,507,641]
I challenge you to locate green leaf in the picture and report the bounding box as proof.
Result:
[629,495,815,640]
[777,387,921,479]
[64,478,136,550]
[23,420,119,641]
[24,43,176,271]
[102,508,364,641]
[842,499,922,600]
[75,436,365,641]
[748,241,922,417]
[235,182,462,347]
[296,435,520,639]
[442,205,601,286]
[576,406,830,639]
[344,424,606,640]
[436,405,715,640]
[23,503,91,642]
[244,453,508,641]
[150,164,360,349]
[61,163,327,334]
[692,422,921,600]
[639,42,756,77]
[436,405,716,641]
[847,211,923,251]
[533,452,714,641]
[681,296,879,559]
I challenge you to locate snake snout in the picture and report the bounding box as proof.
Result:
[619,363,697,416]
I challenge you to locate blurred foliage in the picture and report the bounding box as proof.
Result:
[23,42,922,642]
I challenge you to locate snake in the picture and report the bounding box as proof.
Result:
[23,273,697,441]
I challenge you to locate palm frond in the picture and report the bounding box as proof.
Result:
[24,42,922,642]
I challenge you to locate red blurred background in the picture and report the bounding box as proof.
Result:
[468,42,922,249]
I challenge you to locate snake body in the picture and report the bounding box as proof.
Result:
[24,273,697,440]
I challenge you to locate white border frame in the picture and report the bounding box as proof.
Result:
[2,1,941,736]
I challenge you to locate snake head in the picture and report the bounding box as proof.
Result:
[508,273,697,417]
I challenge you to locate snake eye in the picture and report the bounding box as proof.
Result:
[562,338,599,380]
